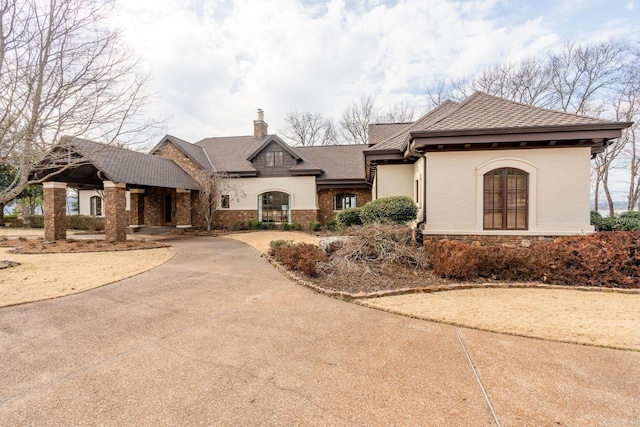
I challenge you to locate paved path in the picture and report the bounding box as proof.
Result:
[1,237,638,426]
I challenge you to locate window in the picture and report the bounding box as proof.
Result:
[334,193,356,210]
[90,195,102,216]
[266,151,284,167]
[484,168,528,230]
[221,195,230,209]
[258,191,290,222]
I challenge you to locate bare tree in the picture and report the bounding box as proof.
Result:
[375,101,417,123]
[339,95,379,144]
[280,111,338,146]
[0,0,159,204]
[198,172,246,231]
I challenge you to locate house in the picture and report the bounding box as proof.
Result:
[36,92,631,244]
[39,110,371,241]
[365,92,632,245]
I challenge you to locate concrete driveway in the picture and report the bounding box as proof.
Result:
[1,237,638,426]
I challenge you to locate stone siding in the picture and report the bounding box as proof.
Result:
[214,210,259,229]
[317,188,372,224]
[104,182,127,242]
[43,183,67,241]
[421,233,558,248]
[176,190,192,227]
[143,188,167,226]
[154,143,205,185]
[291,210,319,229]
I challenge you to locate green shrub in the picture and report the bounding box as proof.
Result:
[590,210,602,225]
[24,215,44,228]
[249,219,264,230]
[268,239,293,256]
[359,196,418,225]
[66,215,105,231]
[2,214,17,221]
[281,222,291,230]
[265,222,276,230]
[309,220,321,232]
[291,222,302,231]
[337,207,363,227]
[324,220,337,231]
[232,220,248,231]
[7,217,26,228]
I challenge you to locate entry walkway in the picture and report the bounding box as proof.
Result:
[0,237,638,425]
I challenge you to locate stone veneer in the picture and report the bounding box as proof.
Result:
[317,188,372,224]
[175,189,192,227]
[129,189,145,226]
[104,181,127,242]
[421,233,558,247]
[291,210,319,228]
[43,182,67,241]
[214,210,259,229]
[154,143,205,186]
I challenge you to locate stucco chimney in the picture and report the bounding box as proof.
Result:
[254,109,268,138]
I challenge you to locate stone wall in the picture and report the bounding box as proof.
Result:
[291,210,319,228]
[143,188,166,226]
[421,233,558,248]
[190,192,207,228]
[175,190,191,227]
[317,188,372,224]
[154,143,204,185]
[214,210,259,229]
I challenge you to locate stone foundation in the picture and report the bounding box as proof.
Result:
[213,210,259,229]
[175,189,192,227]
[291,210,319,229]
[421,233,558,247]
[43,182,67,241]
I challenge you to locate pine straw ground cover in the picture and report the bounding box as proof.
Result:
[270,224,640,294]
[0,237,168,254]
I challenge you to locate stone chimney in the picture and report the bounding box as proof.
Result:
[254,109,268,138]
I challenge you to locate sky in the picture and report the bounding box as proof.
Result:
[110,0,639,144]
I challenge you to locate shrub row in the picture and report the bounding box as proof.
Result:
[427,232,640,288]
[269,241,327,276]
[3,214,105,231]
[336,196,418,228]
[591,210,640,231]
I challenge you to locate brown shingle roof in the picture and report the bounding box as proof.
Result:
[69,137,200,190]
[425,92,617,132]
[160,134,214,171]
[368,123,411,146]
[295,145,368,181]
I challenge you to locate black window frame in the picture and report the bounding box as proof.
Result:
[333,193,356,211]
[90,195,102,216]
[221,194,230,209]
[483,168,528,230]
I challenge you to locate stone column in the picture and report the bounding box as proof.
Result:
[175,189,192,228]
[128,189,145,227]
[43,182,67,241]
[103,181,127,242]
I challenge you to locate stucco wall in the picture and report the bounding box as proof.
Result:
[224,176,318,210]
[422,147,593,235]
[78,189,130,216]
[375,164,413,199]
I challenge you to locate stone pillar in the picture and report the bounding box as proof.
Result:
[43,182,67,241]
[175,189,192,228]
[104,181,127,242]
[128,189,145,227]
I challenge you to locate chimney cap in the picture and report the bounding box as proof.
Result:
[257,109,264,121]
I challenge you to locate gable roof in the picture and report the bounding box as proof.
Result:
[195,134,324,176]
[151,134,214,172]
[64,137,199,190]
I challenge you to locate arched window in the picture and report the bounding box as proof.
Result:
[333,193,356,210]
[258,191,290,223]
[90,195,102,217]
[484,168,528,230]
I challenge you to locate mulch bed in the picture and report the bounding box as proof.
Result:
[307,263,451,294]
[0,238,169,254]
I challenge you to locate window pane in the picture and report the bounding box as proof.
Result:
[275,152,284,167]
[484,168,527,230]
[266,152,274,167]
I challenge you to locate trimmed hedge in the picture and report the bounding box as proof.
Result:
[591,210,640,231]
[360,196,418,225]
[336,207,362,227]
[427,232,640,288]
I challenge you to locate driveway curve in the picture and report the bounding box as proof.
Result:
[1,236,638,426]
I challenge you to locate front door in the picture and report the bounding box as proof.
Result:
[164,194,173,225]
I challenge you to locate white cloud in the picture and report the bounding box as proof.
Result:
[111,0,639,142]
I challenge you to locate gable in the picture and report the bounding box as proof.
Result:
[250,140,298,176]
